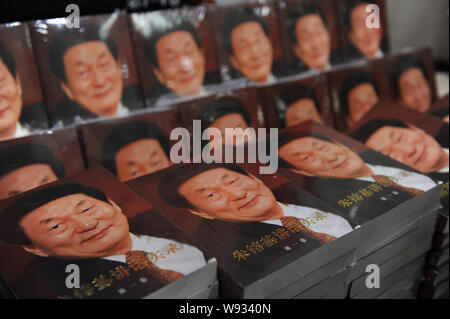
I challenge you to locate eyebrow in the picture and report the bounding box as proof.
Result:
[196,187,207,194]
[40,218,53,226]
[164,48,175,55]
[75,200,85,208]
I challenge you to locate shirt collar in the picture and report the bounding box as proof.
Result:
[437,149,449,173]
[102,233,139,264]
[116,102,130,117]
[15,122,31,138]
[261,202,318,226]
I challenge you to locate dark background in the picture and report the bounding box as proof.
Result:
[0,0,206,24]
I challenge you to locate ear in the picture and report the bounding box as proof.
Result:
[107,197,122,213]
[187,209,215,220]
[248,173,264,185]
[349,30,357,45]
[291,168,314,177]
[22,245,49,257]
[229,54,240,71]
[153,67,166,85]
[292,43,302,59]
[406,124,424,134]
[346,115,353,127]
[60,81,75,100]
[15,75,22,97]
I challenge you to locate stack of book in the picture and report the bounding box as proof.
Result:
[127,161,360,298]
[347,101,449,298]
[0,168,218,299]
[275,122,441,299]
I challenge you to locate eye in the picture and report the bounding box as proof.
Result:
[50,224,61,230]
[40,176,50,184]
[206,192,216,198]
[8,190,20,196]
[82,206,93,213]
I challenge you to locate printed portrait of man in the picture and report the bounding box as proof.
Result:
[0,144,66,200]
[48,24,131,125]
[158,163,354,245]
[343,0,384,60]
[0,183,206,298]
[277,130,438,223]
[276,84,323,129]
[196,97,256,148]
[0,41,30,141]
[222,7,275,83]
[340,70,380,127]
[392,56,432,112]
[144,19,206,101]
[278,131,437,192]
[286,1,339,72]
[351,119,449,177]
[101,121,172,182]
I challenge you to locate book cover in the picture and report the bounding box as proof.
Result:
[29,13,144,127]
[0,22,49,141]
[0,127,85,200]
[0,167,211,299]
[129,5,222,109]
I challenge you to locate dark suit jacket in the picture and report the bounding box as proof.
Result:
[51,85,144,126]
[2,210,206,299]
[191,218,323,298]
[19,102,49,130]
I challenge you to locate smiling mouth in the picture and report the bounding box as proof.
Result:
[94,88,113,99]
[415,146,428,164]
[0,107,10,117]
[83,225,112,244]
[333,158,348,169]
[239,195,259,209]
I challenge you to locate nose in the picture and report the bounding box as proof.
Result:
[249,43,260,59]
[180,57,194,72]
[224,186,246,201]
[73,215,99,232]
[92,68,107,86]
[394,142,417,157]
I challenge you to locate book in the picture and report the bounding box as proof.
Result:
[0,167,216,299]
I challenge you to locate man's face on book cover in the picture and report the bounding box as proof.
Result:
[229,21,273,83]
[115,138,172,182]
[154,31,205,97]
[0,58,22,139]
[20,193,129,259]
[61,41,123,117]
[285,98,323,127]
[398,67,431,112]
[347,82,379,124]
[0,164,58,200]
[349,3,382,59]
[178,168,278,222]
[279,136,368,178]
[208,112,255,147]
[365,125,449,173]
[294,14,331,70]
